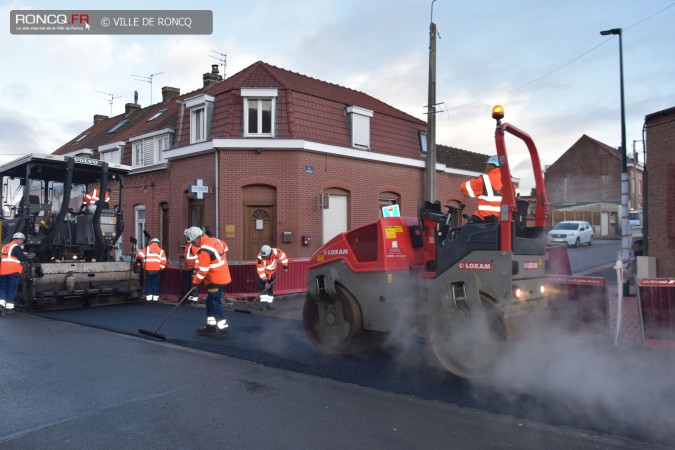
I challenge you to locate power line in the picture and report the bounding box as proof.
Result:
[445,2,675,112]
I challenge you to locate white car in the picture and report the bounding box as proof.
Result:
[547,220,594,247]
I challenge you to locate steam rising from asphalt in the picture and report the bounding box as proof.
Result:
[374,283,675,445]
[475,306,675,445]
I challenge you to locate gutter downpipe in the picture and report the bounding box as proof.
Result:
[215,149,219,237]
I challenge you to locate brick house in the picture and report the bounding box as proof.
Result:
[53,61,486,265]
[544,134,644,236]
[644,106,675,277]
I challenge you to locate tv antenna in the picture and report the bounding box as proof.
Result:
[95,90,121,116]
[131,71,164,104]
[210,50,227,78]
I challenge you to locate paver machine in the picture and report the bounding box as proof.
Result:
[303,106,550,378]
[0,153,141,310]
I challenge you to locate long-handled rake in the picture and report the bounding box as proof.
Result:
[138,287,196,340]
[234,275,281,314]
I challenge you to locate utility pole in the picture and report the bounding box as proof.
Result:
[425,0,438,203]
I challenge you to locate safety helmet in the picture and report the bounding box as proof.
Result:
[149,238,160,244]
[185,226,203,242]
[486,155,500,167]
[12,232,26,240]
[260,245,272,257]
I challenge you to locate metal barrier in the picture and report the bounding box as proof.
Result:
[547,275,609,339]
[159,258,310,299]
[638,278,675,348]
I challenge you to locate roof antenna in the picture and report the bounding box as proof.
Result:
[210,50,227,78]
[131,71,165,104]
[95,90,121,116]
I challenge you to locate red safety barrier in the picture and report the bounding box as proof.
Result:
[547,275,609,338]
[159,258,309,299]
[546,245,572,275]
[638,278,675,348]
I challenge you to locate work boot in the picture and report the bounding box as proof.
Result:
[266,303,274,311]
[6,308,15,316]
[196,325,216,336]
[208,328,229,339]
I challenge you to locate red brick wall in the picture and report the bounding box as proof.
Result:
[120,148,471,264]
[646,108,675,277]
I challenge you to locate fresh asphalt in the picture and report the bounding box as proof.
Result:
[2,297,674,448]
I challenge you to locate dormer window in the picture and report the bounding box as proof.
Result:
[185,94,215,144]
[130,128,174,169]
[346,106,373,150]
[241,88,277,137]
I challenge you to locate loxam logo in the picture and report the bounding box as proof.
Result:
[458,261,492,270]
[323,248,349,256]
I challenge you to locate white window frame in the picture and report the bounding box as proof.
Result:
[98,141,124,164]
[242,88,277,138]
[185,94,215,144]
[346,106,373,150]
[135,205,146,249]
[129,129,174,169]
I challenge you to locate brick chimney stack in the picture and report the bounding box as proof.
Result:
[93,114,109,124]
[162,86,180,103]
[203,64,223,88]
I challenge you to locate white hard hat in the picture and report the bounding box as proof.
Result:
[149,238,160,244]
[185,226,203,242]
[260,245,271,257]
[13,232,26,240]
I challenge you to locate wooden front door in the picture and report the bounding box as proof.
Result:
[245,205,274,260]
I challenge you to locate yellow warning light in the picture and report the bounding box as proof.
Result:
[492,105,505,121]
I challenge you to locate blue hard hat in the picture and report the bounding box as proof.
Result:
[487,155,499,167]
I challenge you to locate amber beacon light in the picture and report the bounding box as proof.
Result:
[491,105,504,121]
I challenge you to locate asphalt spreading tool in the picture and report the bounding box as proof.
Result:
[138,287,196,340]
[234,274,281,314]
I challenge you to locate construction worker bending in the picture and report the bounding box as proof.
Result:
[256,245,288,310]
[182,229,200,303]
[80,187,110,214]
[186,226,231,338]
[0,232,28,315]
[459,155,518,223]
[136,238,167,301]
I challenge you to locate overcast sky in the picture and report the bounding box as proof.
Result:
[1,0,674,192]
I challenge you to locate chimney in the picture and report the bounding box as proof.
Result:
[203,64,223,88]
[93,114,109,124]
[125,102,141,114]
[162,86,180,103]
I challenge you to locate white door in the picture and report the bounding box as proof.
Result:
[322,195,348,244]
[601,212,609,236]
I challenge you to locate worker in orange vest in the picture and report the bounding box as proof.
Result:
[256,245,288,310]
[186,227,232,338]
[80,187,110,214]
[135,238,167,301]
[0,232,28,315]
[182,229,200,303]
[460,155,519,223]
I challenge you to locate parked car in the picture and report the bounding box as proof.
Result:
[547,220,594,247]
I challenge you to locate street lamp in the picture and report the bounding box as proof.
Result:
[600,27,631,296]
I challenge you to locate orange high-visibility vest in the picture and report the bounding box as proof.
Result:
[136,242,166,272]
[0,242,24,276]
[256,248,289,281]
[82,188,110,208]
[184,242,199,270]
[193,236,231,287]
[460,167,505,221]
